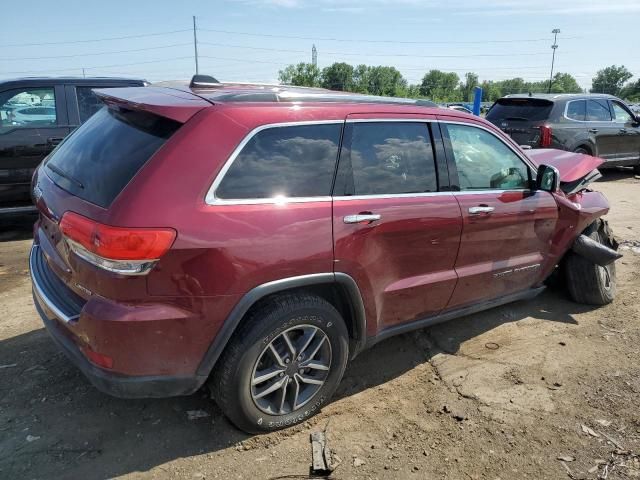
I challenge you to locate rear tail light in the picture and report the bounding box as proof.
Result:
[59,212,176,275]
[81,345,114,369]
[539,125,553,148]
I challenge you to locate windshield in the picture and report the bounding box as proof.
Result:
[486,98,554,122]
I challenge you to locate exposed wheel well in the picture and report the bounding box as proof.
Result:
[574,144,593,155]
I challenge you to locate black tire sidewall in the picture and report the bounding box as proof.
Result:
[228,301,348,433]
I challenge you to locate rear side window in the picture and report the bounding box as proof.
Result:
[76,87,109,123]
[586,100,611,121]
[337,122,437,195]
[486,98,554,122]
[45,107,180,208]
[216,123,342,200]
[566,100,586,121]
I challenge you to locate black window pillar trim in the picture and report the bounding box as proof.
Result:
[195,272,368,377]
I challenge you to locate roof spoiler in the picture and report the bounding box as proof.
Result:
[190,74,222,88]
[94,87,210,123]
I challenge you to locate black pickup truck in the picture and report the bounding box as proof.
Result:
[0,77,146,217]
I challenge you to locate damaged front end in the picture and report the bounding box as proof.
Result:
[530,149,622,304]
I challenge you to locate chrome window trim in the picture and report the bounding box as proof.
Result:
[563,98,613,123]
[205,118,536,206]
[204,120,344,206]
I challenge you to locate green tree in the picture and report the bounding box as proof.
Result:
[590,65,633,96]
[366,66,407,97]
[479,80,502,102]
[419,70,460,102]
[321,62,354,91]
[352,64,371,93]
[550,72,582,93]
[278,63,322,87]
[460,72,479,102]
[621,79,640,101]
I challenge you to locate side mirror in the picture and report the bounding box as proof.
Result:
[536,164,560,192]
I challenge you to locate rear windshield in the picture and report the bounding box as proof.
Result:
[45,107,180,208]
[486,98,554,122]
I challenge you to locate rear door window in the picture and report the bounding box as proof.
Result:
[485,98,554,122]
[337,122,437,195]
[216,123,342,200]
[586,100,612,121]
[45,107,180,208]
[566,100,586,121]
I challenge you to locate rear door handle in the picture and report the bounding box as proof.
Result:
[588,128,599,134]
[619,128,627,134]
[343,213,381,224]
[468,206,495,215]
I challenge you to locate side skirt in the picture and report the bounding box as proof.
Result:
[365,286,545,349]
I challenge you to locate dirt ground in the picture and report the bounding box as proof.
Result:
[1,171,639,480]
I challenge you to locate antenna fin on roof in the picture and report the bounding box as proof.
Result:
[190,74,221,88]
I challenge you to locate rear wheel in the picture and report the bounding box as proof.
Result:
[633,164,640,175]
[210,293,349,433]
[565,224,617,305]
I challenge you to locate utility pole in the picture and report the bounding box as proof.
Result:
[193,16,199,74]
[312,44,317,67]
[82,68,86,78]
[548,28,560,93]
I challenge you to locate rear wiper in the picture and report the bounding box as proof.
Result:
[504,116,530,121]
[46,163,84,189]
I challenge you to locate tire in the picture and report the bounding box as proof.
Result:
[573,146,591,155]
[210,293,349,433]
[633,164,640,175]
[564,223,617,305]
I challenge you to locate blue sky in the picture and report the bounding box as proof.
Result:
[1,0,638,89]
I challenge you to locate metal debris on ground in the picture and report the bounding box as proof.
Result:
[310,431,336,477]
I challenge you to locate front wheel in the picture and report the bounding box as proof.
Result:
[210,294,349,433]
[565,223,617,305]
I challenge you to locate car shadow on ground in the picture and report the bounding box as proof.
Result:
[0,287,593,480]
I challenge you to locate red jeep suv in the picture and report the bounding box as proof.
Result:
[30,78,619,433]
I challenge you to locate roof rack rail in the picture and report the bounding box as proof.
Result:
[190,74,222,88]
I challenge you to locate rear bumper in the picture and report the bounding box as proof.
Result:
[30,244,207,398]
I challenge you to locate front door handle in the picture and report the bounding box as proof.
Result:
[343,213,381,224]
[468,206,495,215]
[47,137,63,146]
[588,128,599,134]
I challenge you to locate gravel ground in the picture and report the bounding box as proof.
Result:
[0,170,639,480]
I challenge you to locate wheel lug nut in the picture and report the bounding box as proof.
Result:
[299,369,304,375]
[285,358,290,364]
[279,372,284,377]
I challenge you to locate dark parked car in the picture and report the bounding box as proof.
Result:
[30,80,620,433]
[486,93,640,173]
[0,77,146,216]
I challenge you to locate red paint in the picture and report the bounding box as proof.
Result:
[31,84,612,384]
[525,149,604,182]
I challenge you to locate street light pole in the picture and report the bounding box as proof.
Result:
[548,28,560,93]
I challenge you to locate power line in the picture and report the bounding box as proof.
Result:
[3,29,191,47]
[199,27,581,45]
[2,56,194,75]
[0,43,192,61]
[198,41,553,58]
